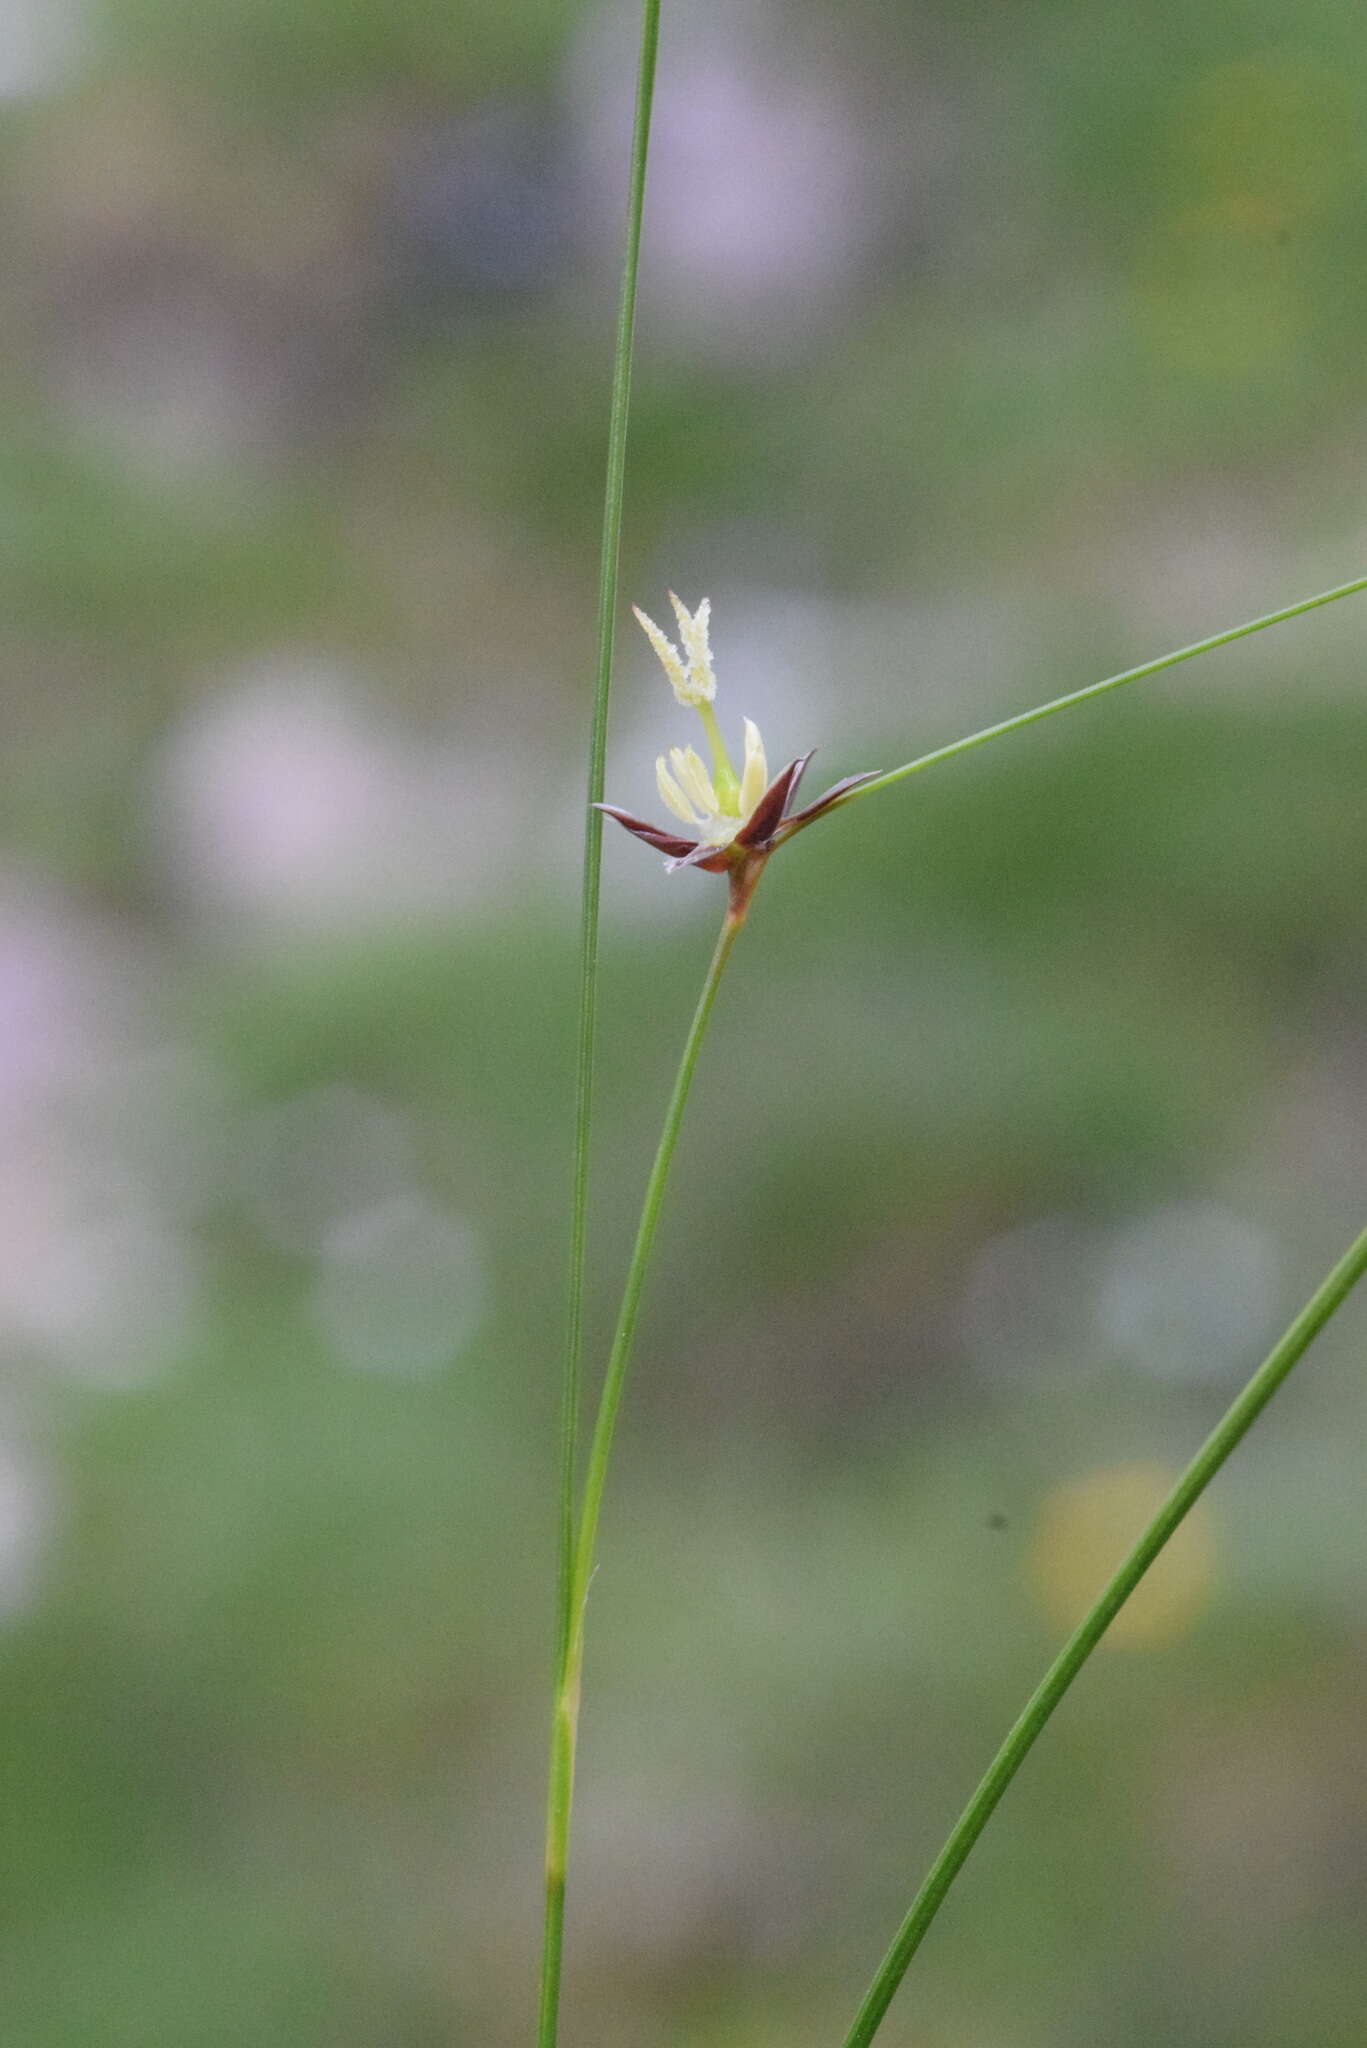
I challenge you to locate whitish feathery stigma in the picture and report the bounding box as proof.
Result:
[632,595,716,707]
[669,593,716,704]
[633,606,688,702]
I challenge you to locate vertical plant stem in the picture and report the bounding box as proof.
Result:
[540,898,747,2047]
[560,0,663,1674]
[540,5,660,2041]
[839,1218,1367,2048]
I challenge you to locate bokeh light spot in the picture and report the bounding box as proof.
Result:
[310,1194,486,1378]
[1027,1460,1217,1648]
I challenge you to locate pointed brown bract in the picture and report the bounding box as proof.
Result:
[735,753,813,848]
[595,805,698,860]
[772,769,882,838]
[597,749,879,895]
[666,840,732,874]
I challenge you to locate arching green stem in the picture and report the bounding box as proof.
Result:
[840,1218,1367,2048]
[836,573,1367,810]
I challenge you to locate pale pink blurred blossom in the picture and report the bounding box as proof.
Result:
[155,655,539,931]
[0,1433,56,1619]
[0,878,204,1386]
[0,0,81,99]
[0,879,141,1126]
[569,4,879,355]
[0,1133,200,1386]
[311,1194,486,1378]
[238,1084,417,1257]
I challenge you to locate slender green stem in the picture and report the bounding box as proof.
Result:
[572,905,746,1614]
[560,0,662,1671]
[541,6,660,2041]
[835,572,1367,813]
[540,897,746,2048]
[840,1217,1367,2048]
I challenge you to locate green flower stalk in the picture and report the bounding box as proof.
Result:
[543,594,875,2042]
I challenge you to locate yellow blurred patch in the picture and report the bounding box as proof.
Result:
[1027,1460,1217,1649]
[1172,54,1352,219]
[1133,202,1301,378]
[1134,52,1353,379]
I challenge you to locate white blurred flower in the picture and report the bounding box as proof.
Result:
[1096,1202,1277,1382]
[960,1213,1106,1386]
[311,1195,486,1379]
[0,1435,55,1620]
[0,1137,200,1386]
[0,876,199,1390]
[569,3,888,358]
[238,1085,416,1257]
[155,655,535,932]
[0,0,81,99]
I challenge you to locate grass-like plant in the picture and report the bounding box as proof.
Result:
[536,7,1367,2041]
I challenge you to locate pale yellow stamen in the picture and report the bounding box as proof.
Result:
[670,745,720,817]
[739,717,767,818]
[656,757,700,826]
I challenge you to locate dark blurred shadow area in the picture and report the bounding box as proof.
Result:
[1,1,1367,2043]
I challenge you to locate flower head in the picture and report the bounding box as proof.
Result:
[598,596,878,908]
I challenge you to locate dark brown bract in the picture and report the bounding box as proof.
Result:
[597,751,879,877]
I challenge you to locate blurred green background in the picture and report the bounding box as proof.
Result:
[1,1,1366,2042]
